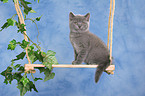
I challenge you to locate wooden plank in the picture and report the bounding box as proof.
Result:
[24,64,115,74]
[25,64,115,70]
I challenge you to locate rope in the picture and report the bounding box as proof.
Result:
[14,0,31,64]
[107,0,115,62]
[107,0,112,49]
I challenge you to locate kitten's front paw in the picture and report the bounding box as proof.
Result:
[72,61,77,65]
[72,61,81,65]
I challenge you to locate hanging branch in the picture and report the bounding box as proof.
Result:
[14,0,31,64]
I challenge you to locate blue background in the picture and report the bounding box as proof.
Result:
[0,0,145,96]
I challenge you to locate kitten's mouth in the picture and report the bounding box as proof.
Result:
[76,28,82,31]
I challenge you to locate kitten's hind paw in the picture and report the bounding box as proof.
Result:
[105,70,114,75]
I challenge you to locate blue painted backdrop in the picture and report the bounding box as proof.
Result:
[0,0,145,96]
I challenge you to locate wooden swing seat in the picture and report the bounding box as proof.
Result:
[25,64,115,74]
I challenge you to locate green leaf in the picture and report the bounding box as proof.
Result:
[20,40,30,49]
[14,0,17,3]
[7,18,16,26]
[1,67,13,77]
[7,44,16,50]
[7,39,17,50]
[44,72,55,82]
[17,82,27,96]
[22,0,31,4]
[29,54,36,63]
[10,39,17,44]
[17,83,23,96]
[35,67,54,82]
[0,22,8,31]
[20,0,32,15]
[20,77,29,87]
[13,64,21,70]
[29,81,38,92]
[46,50,56,56]
[7,73,13,84]
[27,49,44,63]
[10,60,15,68]
[17,24,26,33]
[30,9,36,13]
[35,67,45,73]
[2,0,8,3]
[34,78,43,81]
[13,52,26,61]
[24,7,32,15]
[28,45,39,63]
[36,15,42,21]
[25,83,30,91]
[49,55,58,64]
[44,50,58,64]
[4,79,8,84]
[41,52,46,57]
[42,50,58,70]
[34,0,40,3]
[28,45,34,50]
[1,69,7,77]
[18,66,24,72]
[1,67,13,84]
[34,51,44,62]
[13,73,22,82]
[15,64,21,68]
[0,18,16,31]
[43,62,52,70]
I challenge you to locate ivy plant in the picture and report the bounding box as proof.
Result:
[0,0,58,96]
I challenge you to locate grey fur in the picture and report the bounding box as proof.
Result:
[69,12,110,83]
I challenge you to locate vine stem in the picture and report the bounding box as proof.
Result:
[14,0,31,64]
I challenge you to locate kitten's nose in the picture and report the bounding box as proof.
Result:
[78,23,81,28]
[78,25,81,28]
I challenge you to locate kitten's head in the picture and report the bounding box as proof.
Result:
[69,12,90,33]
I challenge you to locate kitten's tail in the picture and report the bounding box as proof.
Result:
[95,62,110,83]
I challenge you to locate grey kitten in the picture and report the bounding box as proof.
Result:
[69,12,110,83]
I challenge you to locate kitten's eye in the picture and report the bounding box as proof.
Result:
[82,22,86,24]
[74,22,78,24]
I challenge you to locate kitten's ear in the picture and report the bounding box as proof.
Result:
[84,13,90,21]
[69,12,75,21]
